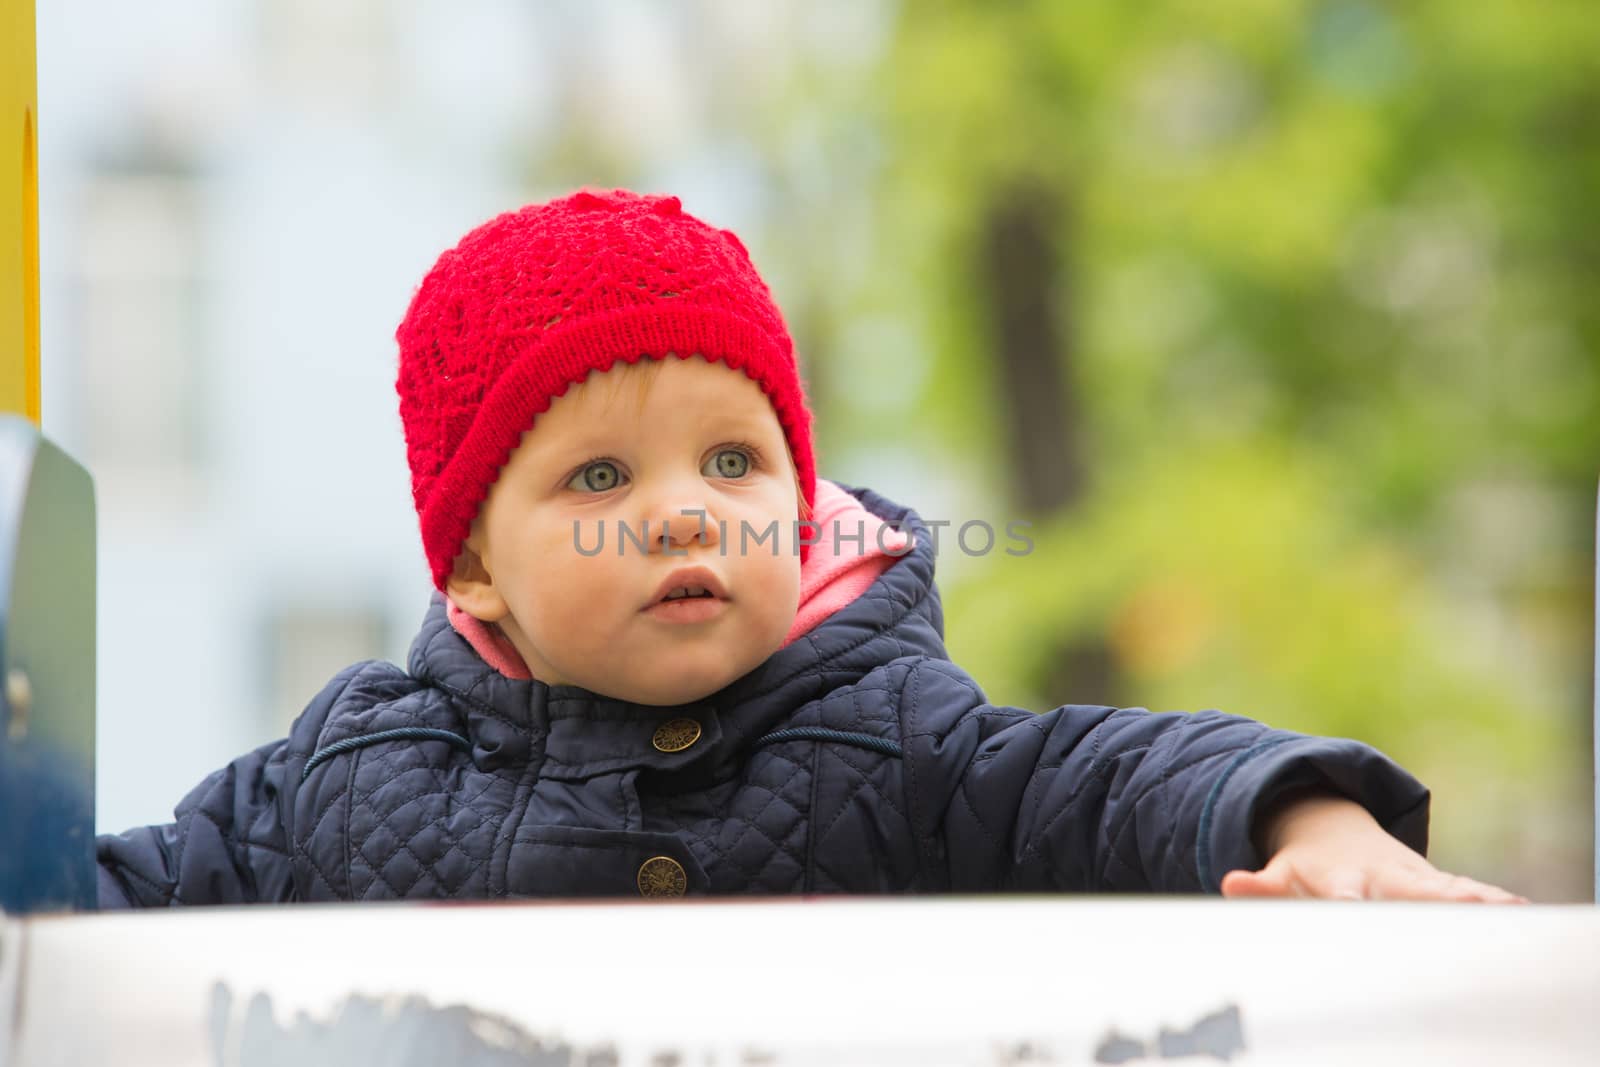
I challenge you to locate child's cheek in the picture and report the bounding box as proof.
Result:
[537,553,630,621]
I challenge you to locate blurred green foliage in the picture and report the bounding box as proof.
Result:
[807,0,1599,896]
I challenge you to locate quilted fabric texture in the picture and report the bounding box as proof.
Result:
[96,485,1432,906]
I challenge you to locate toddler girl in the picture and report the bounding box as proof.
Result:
[97,189,1524,906]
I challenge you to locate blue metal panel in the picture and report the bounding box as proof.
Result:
[0,414,95,914]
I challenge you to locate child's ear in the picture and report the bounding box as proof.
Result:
[445,528,509,623]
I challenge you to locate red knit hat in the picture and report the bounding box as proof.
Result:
[396,188,817,590]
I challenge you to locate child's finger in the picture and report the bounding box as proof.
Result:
[1370,870,1530,904]
[1220,865,1301,898]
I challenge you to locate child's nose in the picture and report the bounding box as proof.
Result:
[650,505,721,553]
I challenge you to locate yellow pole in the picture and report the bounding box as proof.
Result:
[1,0,39,424]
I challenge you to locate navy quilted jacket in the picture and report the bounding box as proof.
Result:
[96,485,1430,906]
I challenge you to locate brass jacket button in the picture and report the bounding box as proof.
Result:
[652,717,701,753]
[637,856,687,898]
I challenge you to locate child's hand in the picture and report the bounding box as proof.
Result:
[1219,789,1529,903]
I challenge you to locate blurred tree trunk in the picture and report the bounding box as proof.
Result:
[979,181,1116,704]
[980,183,1084,514]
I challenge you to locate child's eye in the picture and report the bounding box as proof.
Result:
[568,460,625,493]
[703,448,752,479]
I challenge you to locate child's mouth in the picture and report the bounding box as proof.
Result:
[663,586,715,601]
[643,566,732,617]
[644,568,731,622]
[644,593,727,624]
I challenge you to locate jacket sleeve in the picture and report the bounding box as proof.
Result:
[95,737,295,908]
[94,664,365,908]
[897,660,1431,894]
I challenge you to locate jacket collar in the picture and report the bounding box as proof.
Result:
[406,483,947,777]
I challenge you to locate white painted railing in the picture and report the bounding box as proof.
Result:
[3,897,1597,1066]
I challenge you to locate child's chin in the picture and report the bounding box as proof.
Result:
[597,634,784,706]
[625,676,732,708]
[613,663,741,708]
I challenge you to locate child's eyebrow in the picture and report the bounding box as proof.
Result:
[695,410,781,435]
[521,404,781,467]
[525,430,625,466]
